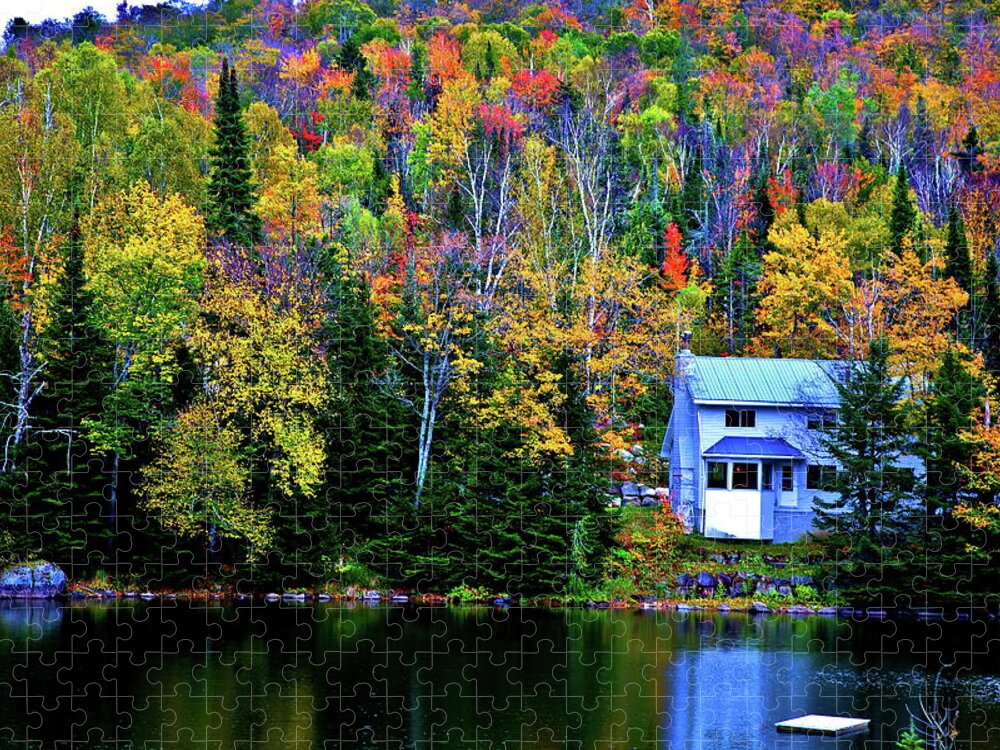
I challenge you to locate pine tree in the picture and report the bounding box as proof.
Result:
[20,218,113,574]
[712,232,762,353]
[955,126,982,175]
[983,250,1000,375]
[314,256,416,586]
[812,337,912,600]
[681,147,703,237]
[889,164,917,255]
[944,203,973,344]
[916,348,987,604]
[944,204,972,294]
[923,349,983,513]
[207,58,261,247]
[424,349,611,595]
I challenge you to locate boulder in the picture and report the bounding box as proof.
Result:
[750,601,771,614]
[695,572,717,588]
[0,561,67,599]
[787,605,815,616]
[755,581,777,596]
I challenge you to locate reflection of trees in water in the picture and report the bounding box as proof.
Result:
[0,600,63,639]
[0,604,997,748]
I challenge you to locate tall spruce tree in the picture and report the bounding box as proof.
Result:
[812,337,912,600]
[955,125,982,175]
[20,217,112,574]
[922,349,983,513]
[916,349,988,603]
[944,203,973,343]
[418,349,612,595]
[712,232,762,353]
[314,260,415,586]
[889,163,917,255]
[944,204,973,292]
[681,147,703,237]
[984,250,1000,375]
[207,58,261,246]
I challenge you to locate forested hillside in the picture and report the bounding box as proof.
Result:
[1,0,999,599]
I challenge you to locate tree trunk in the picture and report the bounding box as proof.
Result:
[108,451,119,551]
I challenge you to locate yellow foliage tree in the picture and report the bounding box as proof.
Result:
[256,144,324,244]
[880,249,969,395]
[144,400,274,558]
[755,222,854,358]
[189,247,327,500]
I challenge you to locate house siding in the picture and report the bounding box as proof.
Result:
[773,509,817,543]
[667,362,701,528]
[664,352,925,544]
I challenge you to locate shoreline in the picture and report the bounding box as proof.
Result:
[13,587,990,621]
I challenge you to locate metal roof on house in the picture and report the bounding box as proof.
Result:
[678,354,843,407]
[703,436,805,459]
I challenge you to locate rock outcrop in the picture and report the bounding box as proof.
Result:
[0,561,68,599]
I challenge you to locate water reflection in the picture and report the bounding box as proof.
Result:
[0,599,63,639]
[0,601,995,749]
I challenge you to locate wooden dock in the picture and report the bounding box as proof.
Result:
[775,715,871,736]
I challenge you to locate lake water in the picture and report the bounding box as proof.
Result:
[0,601,998,748]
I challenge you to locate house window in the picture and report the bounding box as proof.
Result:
[807,410,838,431]
[725,409,756,428]
[707,462,728,489]
[762,464,773,491]
[807,464,839,491]
[780,465,794,491]
[731,462,759,490]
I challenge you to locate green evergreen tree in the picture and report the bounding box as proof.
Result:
[19,218,113,574]
[338,36,373,100]
[620,198,667,269]
[888,163,917,255]
[314,254,416,586]
[681,148,703,237]
[983,250,1000,375]
[914,348,988,604]
[944,203,973,344]
[711,232,761,353]
[412,349,612,595]
[944,204,973,294]
[812,337,912,601]
[955,125,982,175]
[207,57,261,247]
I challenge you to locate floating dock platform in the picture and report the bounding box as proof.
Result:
[775,715,871,736]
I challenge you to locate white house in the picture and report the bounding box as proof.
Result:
[660,346,919,542]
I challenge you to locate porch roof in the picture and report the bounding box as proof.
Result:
[703,436,804,459]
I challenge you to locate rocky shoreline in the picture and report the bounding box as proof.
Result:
[2,560,992,621]
[47,590,995,621]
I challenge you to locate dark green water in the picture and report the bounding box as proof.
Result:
[0,601,997,748]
